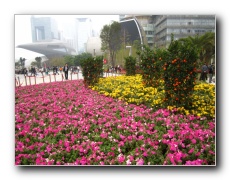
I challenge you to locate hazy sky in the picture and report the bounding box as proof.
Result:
[15,15,120,61]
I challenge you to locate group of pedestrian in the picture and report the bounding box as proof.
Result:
[53,66,59,75]
[51,64,70,80]
[200,62,215,83]
[49,64,75,80]
[30,66,37,76]
[109,65,122,73]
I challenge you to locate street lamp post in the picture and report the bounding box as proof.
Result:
[126,46,132,56]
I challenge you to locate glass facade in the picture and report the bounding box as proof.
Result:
[76,18,93,54]
[31,16,59,42]
[153,15,215,48]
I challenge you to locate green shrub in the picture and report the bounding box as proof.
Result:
[163,35,199,109]
[125,56,136,76]
[80,56,103,86]
[137,45,167,88]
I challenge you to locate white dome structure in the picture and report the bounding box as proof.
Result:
[86,37,103,56]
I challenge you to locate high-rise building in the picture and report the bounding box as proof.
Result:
[153,15,215,48]
[59,18,78,54]
[30,16,59,42]
[86,37,103,56]
[17,16,76,59]
[119,15,215,49]
[119,15,145,47]
[119,15,154,47]
[76,18,93,54]
[135,15,154,47]
[119,15,126,21]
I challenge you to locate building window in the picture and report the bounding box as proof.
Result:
[35,26,45,41]
[147,37,152,41]
[148,31,153,35]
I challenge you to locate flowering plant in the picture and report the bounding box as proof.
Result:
[15,80,215,165]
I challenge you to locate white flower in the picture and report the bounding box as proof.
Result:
[126,159,131,165]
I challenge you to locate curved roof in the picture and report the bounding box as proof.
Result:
[120,18,144,45]
[16,40,76,59]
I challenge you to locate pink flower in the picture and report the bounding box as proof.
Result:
[118,141,124,147]
[136,158,144,165]
[143,151,148,157]
[129,155,134,162]
[126,159,132,165]
[191,139,196,144]
[209,150,215,155]
[64,141,70,147]
[46,146,52,153]
[127,135,133,141]
[80,158,87,165]
[120,134,125,140]
[100,132,108,138]
[138,135,144,140]
[118,155,125,163]
[188,148,194,154]
[167,153,176,165]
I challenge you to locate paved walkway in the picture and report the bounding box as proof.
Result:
[15,72,215,87]
[15,71,121,87]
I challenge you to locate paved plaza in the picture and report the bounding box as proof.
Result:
[15,71,121,87]
[15,70,215,87]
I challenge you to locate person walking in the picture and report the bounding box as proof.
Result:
[208,62,214,83]
[59,66,63,73]
[55,66,59,75]
[31,66,36,76]
[63,63,69,80]
[200,62,208,81]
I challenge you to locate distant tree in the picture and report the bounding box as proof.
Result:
[133,40,142,51]
[19,57,26,68]
[179,32,215,64]
[121,28,131,48]
[133,40,142,64]
[49,57,65,67]
[35,57,42,68]
[31,61,37,67]
[15,61,20,69]
[100,21,122,67]
[73,53,93,67]
[64,55,75,66]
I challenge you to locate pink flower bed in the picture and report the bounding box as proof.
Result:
[15,80,215,165]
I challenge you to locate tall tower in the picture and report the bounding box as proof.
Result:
[76,18,93,54]
[30,16,59,42]
[153,15,215,48]
[59,17,78,54]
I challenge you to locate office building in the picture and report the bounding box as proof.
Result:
[153,15,215,48]
[119,15,215,49]
[59,17,78,54]
[76,18,93,54]
[30,16,59,42]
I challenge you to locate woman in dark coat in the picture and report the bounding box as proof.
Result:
[63,63,69,80]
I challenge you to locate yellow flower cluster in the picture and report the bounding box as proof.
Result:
[191,83,215,118]
[91,75,215,118]
[92,75,164,106]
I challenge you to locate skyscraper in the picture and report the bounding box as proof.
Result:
[153,15,215,48]
[59,17,78,53]
[30,16,59,42]
[119,15,215,49]
[76,18,93,54]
